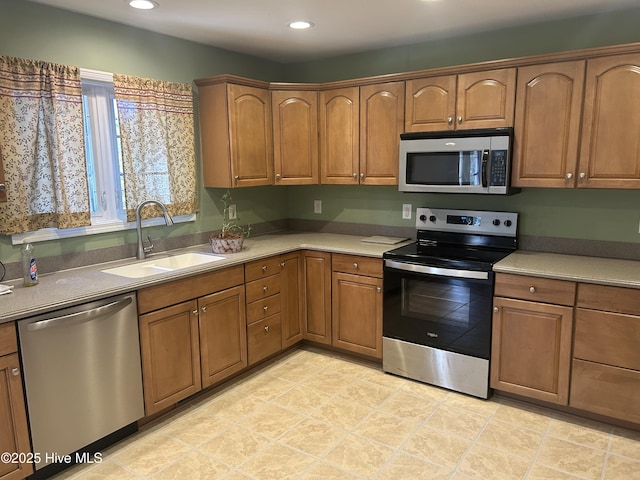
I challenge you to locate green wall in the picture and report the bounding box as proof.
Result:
[2,0,640,266]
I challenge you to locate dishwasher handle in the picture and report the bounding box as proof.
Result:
[26,296,133,332]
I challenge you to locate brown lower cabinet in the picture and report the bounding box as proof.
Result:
[303,250,332,344]
[0,324,32,480]
[138,266,246,415]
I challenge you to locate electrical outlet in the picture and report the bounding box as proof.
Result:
[402,204,412,220]
[228,204,237,220]
[314,199,322,214]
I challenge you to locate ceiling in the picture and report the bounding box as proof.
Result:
[29,0,639,63]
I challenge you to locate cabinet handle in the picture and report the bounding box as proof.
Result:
[447,116,453,125]
[579,172,586,179]
[457,116,463,124]
[264,325,269,332]
[353,262,359,269]
[566,173,573,179]
[493,306,499,313]
[262,265,268,272]
[201,306,207,313]
[11,368,20,376]
[529,286,536,293]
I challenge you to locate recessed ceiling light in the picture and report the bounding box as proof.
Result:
[128,0,158,10]
[289,21,314,30]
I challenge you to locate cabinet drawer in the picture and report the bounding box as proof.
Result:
[0,322,17,356]
[247,294,281,324]
[245,257,283,282]
[247,314,282,365]
[246,274,281,303]
[138,265,244,314]
[332,253,382,278]
[574,308,640,370]
[577,283,640,314]
[570,359,640,424]
[494,273,576,306]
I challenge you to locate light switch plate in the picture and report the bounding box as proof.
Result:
[228,204,237,220]
[314,200,322,214]
[402,204,412,220]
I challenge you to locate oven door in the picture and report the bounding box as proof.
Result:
[383,259,494,359]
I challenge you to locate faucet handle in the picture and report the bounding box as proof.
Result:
[144,235,154,254]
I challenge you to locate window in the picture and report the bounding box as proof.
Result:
[11,68,195,244]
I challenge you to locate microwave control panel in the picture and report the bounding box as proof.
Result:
[489,150,507,186]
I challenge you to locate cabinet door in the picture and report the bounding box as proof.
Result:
[139,300,201,415]
[247,315,282,366]
[332,272,383,359]
[359,82,404,185]
[578,53,640,188]
[303,250,332,344]
[456,68,516,130]
[512,61,585,188]
[405,75,457,132]
[280,252,304,348]
[491,297,573,405]
[228,83,274,187]
[199,286,247,388]
[319,87,359,184]
[0,354,33,480]
[272,90,318,185]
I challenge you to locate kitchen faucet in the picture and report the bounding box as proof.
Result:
[135,200,174,260]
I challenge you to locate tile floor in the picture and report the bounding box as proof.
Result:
[55,347,640,480]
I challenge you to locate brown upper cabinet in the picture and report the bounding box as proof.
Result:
[320,82,404,185]
[271,89,319,185]
[578,53,640,188]
[196,78,273,188]
[405,68,516,132]
[512,61,586,188]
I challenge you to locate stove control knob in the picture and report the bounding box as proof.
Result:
[504,220,513,227]
[493,219,501,226]
[429,215,436,222]
[419,214,427,222]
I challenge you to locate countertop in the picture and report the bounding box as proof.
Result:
[494,250,640,288]
[0,232,410,324]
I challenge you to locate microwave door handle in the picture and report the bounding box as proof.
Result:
[481,149,489,187]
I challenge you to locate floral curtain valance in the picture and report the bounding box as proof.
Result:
[113,74,197,222]
[0,56,90,235]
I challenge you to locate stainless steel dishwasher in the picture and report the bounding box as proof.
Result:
[18,292,144,476]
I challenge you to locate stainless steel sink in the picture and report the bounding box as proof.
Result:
[101,252,225,278]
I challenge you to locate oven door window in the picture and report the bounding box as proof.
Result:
[406,150,483,186]
[383,267,494,359]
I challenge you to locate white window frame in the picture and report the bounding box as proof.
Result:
[11,68,195,245]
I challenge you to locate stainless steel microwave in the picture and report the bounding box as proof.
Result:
[398,128,519,195]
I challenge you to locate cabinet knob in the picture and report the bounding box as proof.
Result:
[263,305,269,312]
[566,173,573,179]
[457,116,463,124]
[193,309,199,316]
[264,325,269,332]
[0,183,5,191]
[11,368,20,376]
[262,265,268,272]
[353,262,359,269]
[493,306,499,313]
[234,175,240,182]
[529,286,536,293]
[447,116,453,125]
[360,172,364,179]
[579,172,586,179]
[275,173,281,180]
[263,285,268,292]
[201,306,207,313]
[352,173,357,178]
[377,287,381,293]
[280,262,285,268]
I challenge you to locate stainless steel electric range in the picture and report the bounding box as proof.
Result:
[382,207,518,399]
